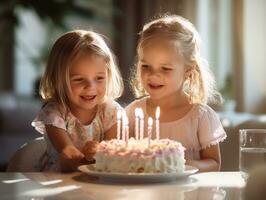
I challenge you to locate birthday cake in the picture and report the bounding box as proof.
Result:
[94,138,185,173]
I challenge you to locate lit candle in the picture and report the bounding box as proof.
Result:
[125,115,129,146]
[122,110,127,142]
[117,109,122,140]
[156,106,160,140]
[147,117,153,146]
[135,108,140,140]
[139,108,144,140]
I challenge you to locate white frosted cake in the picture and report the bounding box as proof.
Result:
[94,138,185,173]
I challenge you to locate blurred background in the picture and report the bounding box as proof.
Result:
[0,0,266,171]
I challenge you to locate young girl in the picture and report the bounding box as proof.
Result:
[126,15,226,172]
[32,30,124,172]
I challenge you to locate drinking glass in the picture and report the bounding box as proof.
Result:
[239,129,266,180]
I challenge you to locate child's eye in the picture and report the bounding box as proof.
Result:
[162,67,172,71]
[73,78,84,82]
[96,76,105,81]
[141,64,149,69]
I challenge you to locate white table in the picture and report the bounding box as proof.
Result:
[0,171,246,200]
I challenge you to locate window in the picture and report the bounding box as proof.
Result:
[196,0,233,104]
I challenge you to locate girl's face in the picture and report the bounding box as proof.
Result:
[68,55,107,112]
[139,40,187,100]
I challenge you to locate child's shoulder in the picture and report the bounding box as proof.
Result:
[191,103,219,121]
[191,103,218,118]
[96,100,123,126]
[40,101,65,115]
[195,103,217,113]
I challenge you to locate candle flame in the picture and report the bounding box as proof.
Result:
[156,106,160,119]
[117,109,122,119]
[122,110,129,125]
[148,117,153,126]
[135,108,140,117]
[124,115,129,125]
[139,108,144,119]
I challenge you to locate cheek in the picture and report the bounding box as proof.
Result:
[140,70,148,81]
[70,84,82,94]
[140,74,147,86]
[172,75,185,88]
[97,82,106,94]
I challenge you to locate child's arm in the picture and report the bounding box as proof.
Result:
[104,124,117,140]
[45,125,85,171]
[186,144,221,172]
[80,124,117,161]
[82,140,98,162]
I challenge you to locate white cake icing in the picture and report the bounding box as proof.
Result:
[94,138,185,173]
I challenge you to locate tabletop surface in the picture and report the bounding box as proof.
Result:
[0,171,246,200]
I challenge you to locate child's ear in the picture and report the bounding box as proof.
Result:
[185,64,196,79]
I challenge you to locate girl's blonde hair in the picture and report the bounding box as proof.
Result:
[131,15,220,104]
[40,30,123,110]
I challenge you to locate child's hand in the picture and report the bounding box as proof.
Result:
[185,159,196,167]
[59,145,85,172]
[82,141,98,161]
[61,145,85,160]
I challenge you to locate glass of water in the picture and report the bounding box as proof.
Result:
[239,129,266,180]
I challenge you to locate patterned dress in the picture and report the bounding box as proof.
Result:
[32,99,122,171]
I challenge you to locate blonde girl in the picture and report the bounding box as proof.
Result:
[32,30,124,171]
[126,15,226,172]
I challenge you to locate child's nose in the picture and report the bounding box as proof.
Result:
[148,68,160,77]
[84,80,96,89]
